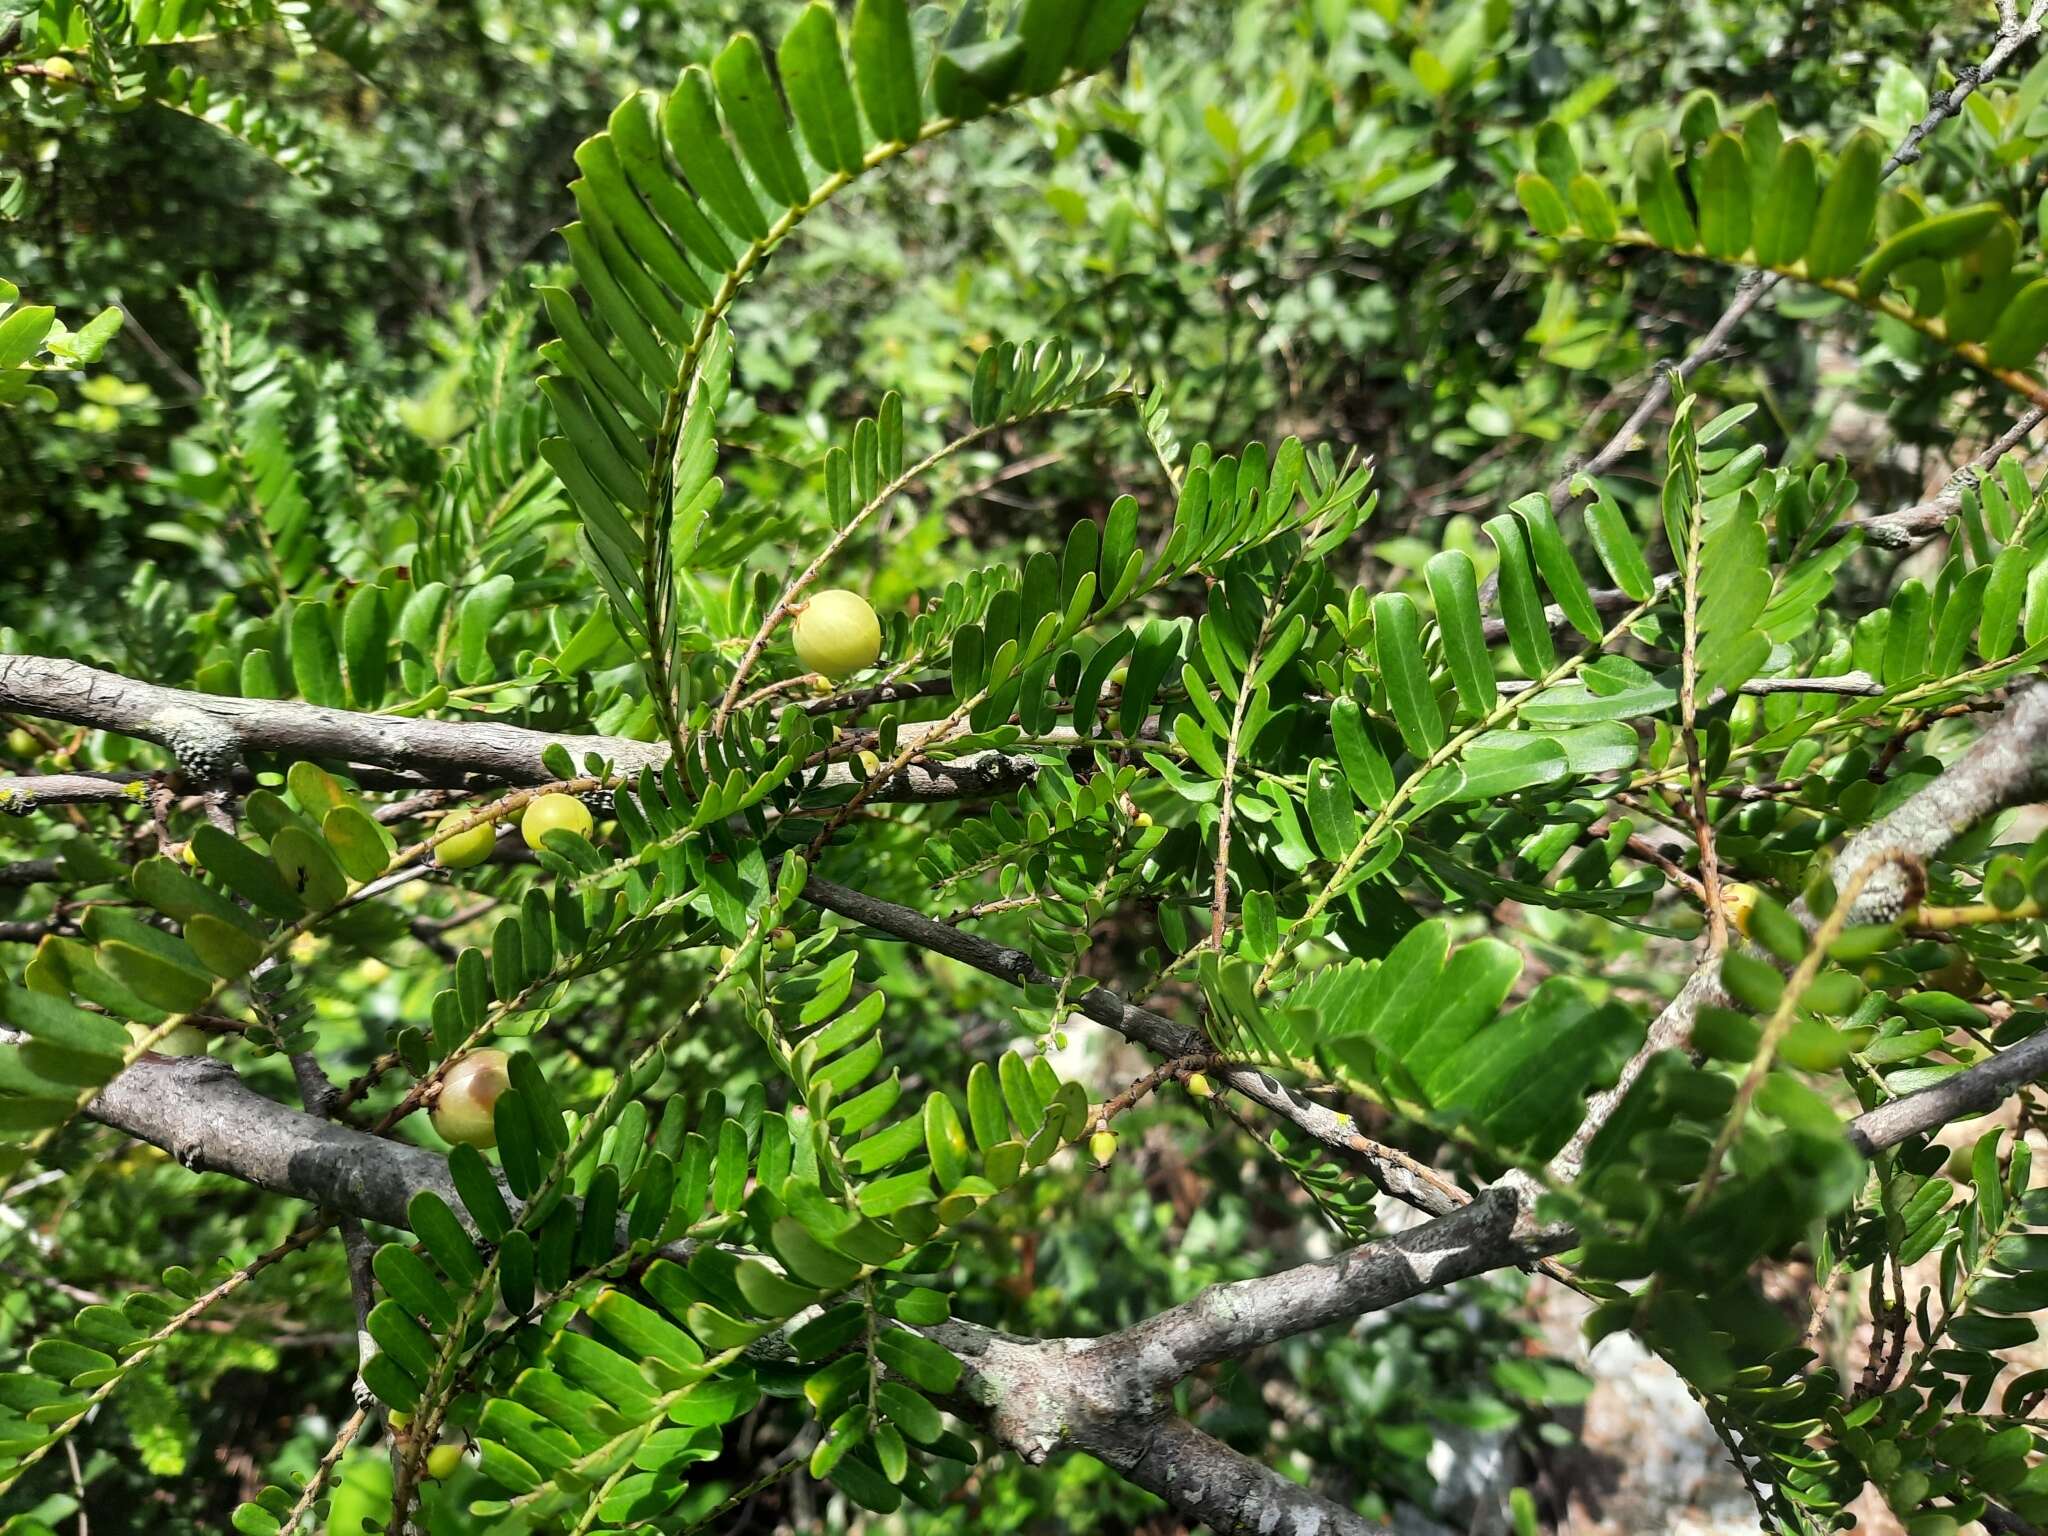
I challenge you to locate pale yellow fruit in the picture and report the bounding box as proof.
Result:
[520,794,593,851]
[433,820,497,869]
[792,589,882,680]
[1722,883,1759,940]
[1089,1129,1118,1167]
[1184,1072,1213,1099]
[423,1444,466,1481]
[431,1049,511,1148]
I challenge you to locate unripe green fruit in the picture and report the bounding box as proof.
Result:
[431,1049,511,1148]
[1185,1072,1213,1099]
[1089,1129,1118,1167]
[5,728,34,757]
[387,1411,412,1432]
[131,1022,210,1057]
[434,819,497,869]
[792,589,882,679]
[423,1444,466,1481]
[521,793,593,850]
[771,928,796,954]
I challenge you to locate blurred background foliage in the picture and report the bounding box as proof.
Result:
[2,0,2039,1530]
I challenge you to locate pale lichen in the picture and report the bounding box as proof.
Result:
[152,707,241,783]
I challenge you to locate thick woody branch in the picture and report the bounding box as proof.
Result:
[1831,682,2048,917]
[88,1055,459,1229]
[1073,1413,1375,1535]
[68,1052,704,1270]
[1846,1028,2048,1154]
[1102,1188,1532,1389]
[0,655,1039,805]
[0,654,637,784]
[0,770,155,811]
[938,1320,1384,1536]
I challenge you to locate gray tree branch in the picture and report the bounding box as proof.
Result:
[0,654,1040,805]
[1848,405,2048,551]
[937,1319,1387,1535]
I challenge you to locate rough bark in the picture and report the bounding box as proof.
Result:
[0,654,1040,803]
[89,1054,458,1229]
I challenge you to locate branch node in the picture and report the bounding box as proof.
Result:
[155,706,242,786]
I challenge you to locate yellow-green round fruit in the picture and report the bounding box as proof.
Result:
[180,840,201,867]
[387,1411,411,1432]
[434,819,497,869]
[521,793,593,851]
[1185,1072,1213,1099]
[792,589,882,680]
[1722,883,1759,940]
[771,928,796,954]
[423,1444,466,1481]
[131,1022,210,1057]
[5,728,34,758]
[431,1049,511,1148]
[1132,811,1153,829]
[1089,1129,1118,1168]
